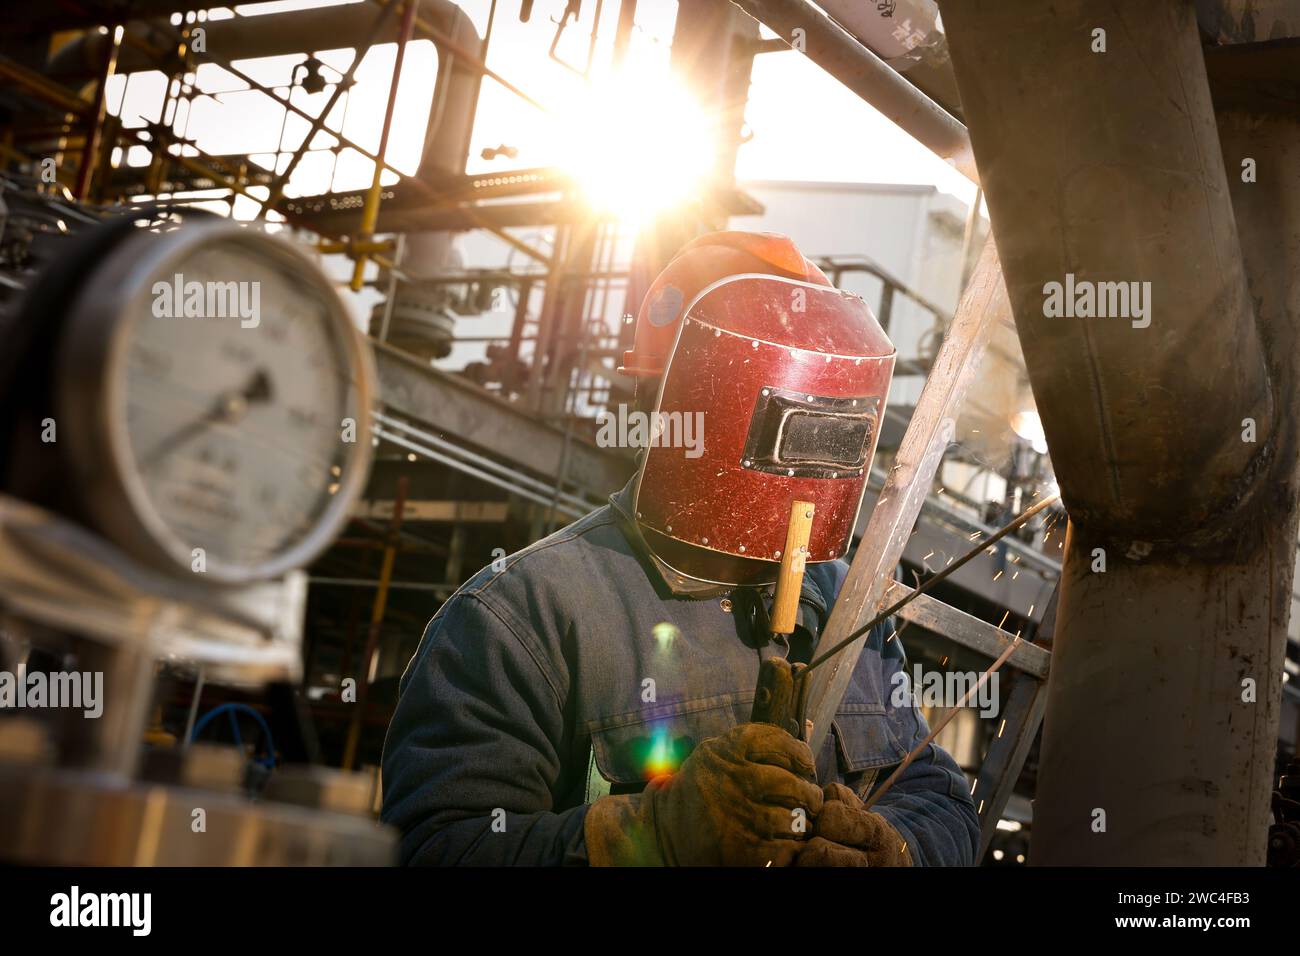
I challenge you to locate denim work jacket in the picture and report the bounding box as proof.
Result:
[381,481,980,865]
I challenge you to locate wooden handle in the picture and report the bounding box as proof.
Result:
[751,657,810,739]
[769,500,815,635]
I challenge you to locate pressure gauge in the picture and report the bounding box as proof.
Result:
[56,219,373,585]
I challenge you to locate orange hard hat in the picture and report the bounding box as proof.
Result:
[619,231,830,378]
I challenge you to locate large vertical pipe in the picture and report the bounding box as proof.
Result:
[939,0,1290,863]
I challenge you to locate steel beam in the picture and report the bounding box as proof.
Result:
[371,340,633,501]
[882,580,1050,679]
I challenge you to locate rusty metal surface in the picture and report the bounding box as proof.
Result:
[635,276,894,565]
[942,0,1272,545]
[942,0,1300,865]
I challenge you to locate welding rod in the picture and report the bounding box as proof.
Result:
[862,634,1022,811]
[804,491,1061,675]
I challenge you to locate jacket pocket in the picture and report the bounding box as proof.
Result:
[831,703,910,773]
[585,691,752,789]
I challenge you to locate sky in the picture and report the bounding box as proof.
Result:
[106,0,979,218]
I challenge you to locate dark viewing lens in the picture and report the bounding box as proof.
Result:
[780,410,871,466]
[741,386,878,479]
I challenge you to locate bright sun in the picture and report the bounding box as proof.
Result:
[551,66,716,228]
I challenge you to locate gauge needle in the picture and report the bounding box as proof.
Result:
[139,369,274,472]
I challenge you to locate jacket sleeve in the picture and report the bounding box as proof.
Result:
[380,590,590,865]
[869,616,982,866]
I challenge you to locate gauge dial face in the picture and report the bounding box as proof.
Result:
[85,229,370,582]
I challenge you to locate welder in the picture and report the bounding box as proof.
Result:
[381,231,980,866]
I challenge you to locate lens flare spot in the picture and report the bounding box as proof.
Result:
[652,621,679,651]
[642,723,682,780]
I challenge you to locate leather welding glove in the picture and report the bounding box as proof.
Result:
[584,722,825,866]
[796,782,913,867]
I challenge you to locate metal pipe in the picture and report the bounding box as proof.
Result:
[259,1,400,218]
[728,0,977,182]
[372,424,589,519]
[352,0,419,291]
[341,477,408,770]
[0,56,92,116]
[941,0,1285,865]
[943,0,1272,542]
[373,411,593,513]
[74,25,123,200]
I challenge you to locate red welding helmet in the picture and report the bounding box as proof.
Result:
[621,232,895,588]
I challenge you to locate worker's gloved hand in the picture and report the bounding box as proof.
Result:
[796,782,913,867]
[584,722,824,866]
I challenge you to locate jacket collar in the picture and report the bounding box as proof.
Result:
[608,477,832,617]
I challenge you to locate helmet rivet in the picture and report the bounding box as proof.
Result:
[751,340,759,348]
[666,525,672,533]
[761,388,770,396]
[774,550,782,559]
[738,545,746,553]
[702,537,709,545]
[742,459,752,467]
[636,512,642,518]
[806,395,814,401]
[825,355,832,362]
[714,329,721,337]
[787,469,795,477]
